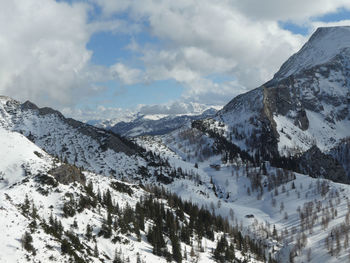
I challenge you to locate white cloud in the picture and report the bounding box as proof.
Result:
[233,0,350,22]
[0,0,96,108]
[109,1,306,99]
[62,105,135,122]
[110,63,144,85]
[138,101,205,115]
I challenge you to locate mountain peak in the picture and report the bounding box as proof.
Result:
[273,26,350,81]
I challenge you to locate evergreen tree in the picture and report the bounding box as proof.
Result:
[99,214,112,238]
[86,181,94,196]
[21,194,31,216]
[94,243,99,257]
[61,239,70,254]
[31,203,38,219]
[22,231,35,254]
[225,243,235,262]
[171,234,182,263]
[113,248,123,263]
[214,235,228,262]
[86,224,93,240]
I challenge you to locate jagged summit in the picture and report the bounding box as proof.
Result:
[273,26,350,81]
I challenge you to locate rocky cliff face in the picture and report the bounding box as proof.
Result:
[329,138,350,178]
[49,164,86,185]
[297,145,347,183]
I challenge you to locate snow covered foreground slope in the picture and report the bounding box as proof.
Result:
[2,121,350,263]
[0,127,52,187]
[0,128,264,263]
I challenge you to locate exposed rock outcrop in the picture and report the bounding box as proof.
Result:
[49,164,86,185]
[297,146,347,183]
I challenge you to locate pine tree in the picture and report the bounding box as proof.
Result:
[86,180,94,197]
[171,234,182,263]
[22,231,35,254]
[225,243,235,262]
[86,224,93,240]
[214,235,228,262]
[61,239,70,254]
[113,248,123,263]
[94,243,99,257]
[272,225,277,238]
[99,215,112,238]
[21,194,31,216]
[190,246,195,258]
[31,203,38,219]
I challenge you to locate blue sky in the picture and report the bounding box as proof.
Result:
[2,1,350,120]
[85,26,184,109]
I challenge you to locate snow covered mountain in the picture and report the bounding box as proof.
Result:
[190,26,350,179]
[0,96,146,180]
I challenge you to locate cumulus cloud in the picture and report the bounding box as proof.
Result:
[0,0,94,107]
[0,0,135,109]
[233,0,350,22]
[92,0,310,99]
[100,0,350,105]
[110,63,144,85]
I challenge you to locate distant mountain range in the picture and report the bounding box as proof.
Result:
[88,103,221,137]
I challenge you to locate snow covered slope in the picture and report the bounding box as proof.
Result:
[0,128,263,263]
[274,26,350,81]
[3,25,350,263]
[0,127,52,188]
